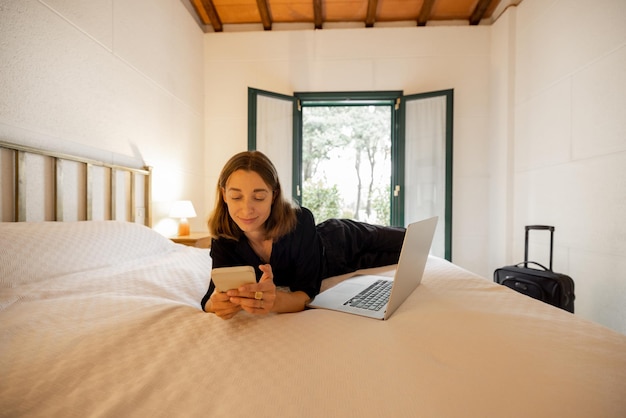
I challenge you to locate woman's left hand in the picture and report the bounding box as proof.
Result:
[227,264,276,314]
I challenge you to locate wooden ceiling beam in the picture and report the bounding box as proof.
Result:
[189,0,505,32]
[417,0,436,27]
[365,0,378,28]
[190,0,210,25]
[313,0,323,29]
[470,0,493,25]
[199,0,222,32]
[256,0,272,30]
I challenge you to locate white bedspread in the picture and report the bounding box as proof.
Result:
[1,221,625,417]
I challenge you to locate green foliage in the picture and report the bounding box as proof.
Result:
[301,107,352,182]
[302,105,392,224]
[302,179,342,223]
[371,183,391,226]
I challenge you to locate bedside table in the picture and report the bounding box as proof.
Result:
[170,232,211,248]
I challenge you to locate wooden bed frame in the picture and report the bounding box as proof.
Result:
[0,140,152,226]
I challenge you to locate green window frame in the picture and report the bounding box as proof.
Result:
[248,88,453,261]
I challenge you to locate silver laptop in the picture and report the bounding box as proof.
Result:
[308,216,438,320]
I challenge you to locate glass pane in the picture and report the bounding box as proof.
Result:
[255,94,293,197]
[301,105,392,225]
[404,95,447,257]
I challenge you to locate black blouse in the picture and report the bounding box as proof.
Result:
[201,207,324,310]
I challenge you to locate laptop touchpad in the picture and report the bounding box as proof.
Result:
[334,281,366,296]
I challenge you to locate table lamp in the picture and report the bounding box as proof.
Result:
[169,200,197,236]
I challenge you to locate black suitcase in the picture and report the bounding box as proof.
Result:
[494,225,575,313]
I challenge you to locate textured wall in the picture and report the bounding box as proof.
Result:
[0,0,206,232]
[491,0,626,333]
[203,26,493,278]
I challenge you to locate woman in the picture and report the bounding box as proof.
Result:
[201,151,405,319]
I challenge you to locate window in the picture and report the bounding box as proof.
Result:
[248,88,453,260]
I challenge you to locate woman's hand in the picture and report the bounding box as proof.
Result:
[206,290,243,320]
[228,264,276,315]
[211,264,309,317]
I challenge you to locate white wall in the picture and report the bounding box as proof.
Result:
[204,1,626,334]
[491,0,626,333]
[204,26,493,278]
[0,0,206,234]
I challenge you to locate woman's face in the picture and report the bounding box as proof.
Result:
[222,169,273,237]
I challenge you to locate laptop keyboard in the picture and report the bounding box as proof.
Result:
[344,279,392,311]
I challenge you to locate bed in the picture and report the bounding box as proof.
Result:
[1,143,626,417]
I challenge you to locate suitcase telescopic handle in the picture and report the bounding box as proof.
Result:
[515,261,550,271]
[524,225,555,271]
[525,225,554,232]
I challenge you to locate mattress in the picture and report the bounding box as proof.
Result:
[1,221,625,417]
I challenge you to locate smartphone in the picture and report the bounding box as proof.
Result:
[211,266,257,292]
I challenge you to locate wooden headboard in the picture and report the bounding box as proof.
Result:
[0,140,152,226]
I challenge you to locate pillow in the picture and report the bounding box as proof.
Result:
[0,221,175,286]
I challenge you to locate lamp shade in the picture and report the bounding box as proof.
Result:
[169,200,197,219]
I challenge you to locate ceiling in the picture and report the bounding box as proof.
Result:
[187,0,520,33]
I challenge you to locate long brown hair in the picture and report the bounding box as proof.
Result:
[208,151,299,241]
